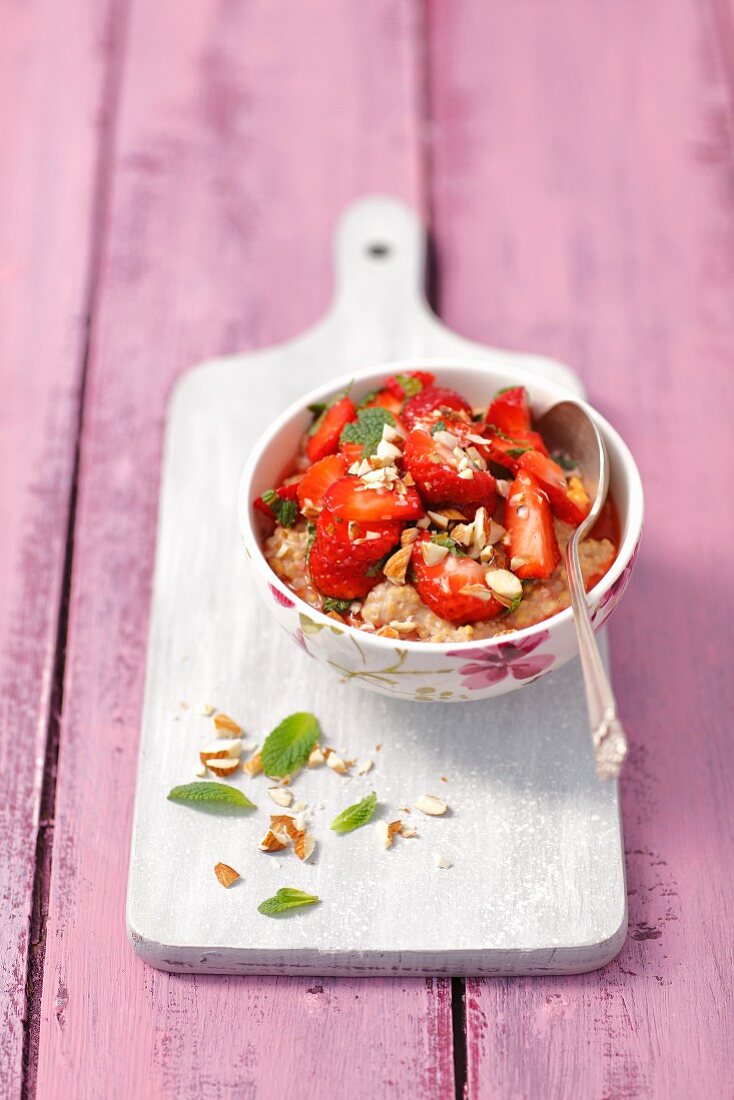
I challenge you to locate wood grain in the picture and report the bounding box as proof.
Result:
[427,0,734,1095]
[34,2,455,1097]
[0,0,122,1094]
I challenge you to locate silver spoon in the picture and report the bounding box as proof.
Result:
[534,400,628,780]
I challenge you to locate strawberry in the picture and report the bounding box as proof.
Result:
[324,476,424,523]
[504,470,560,579]
[360,388,404,417]
[315,509,401,565]
[517,451,590,526]
[402,385,473,430]
[485,429,549,474]
[306,395,357,462]
[309,542,381,600]
[486,386,532,436]
[403,428,496,510]
[296,455,347,513]
[410,534,504,625]
[384,370,435,401]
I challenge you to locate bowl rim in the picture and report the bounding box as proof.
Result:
[238,357,644,652]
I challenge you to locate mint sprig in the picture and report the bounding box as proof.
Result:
[393,372,423,398]
[261,712,321,777]
[258,887,320,917]
[167,782,256,811]
[339,407,395,459]
[430,533,467,556]
[322,597,352,614]
[330,791,377,834]
[261,489,298,527]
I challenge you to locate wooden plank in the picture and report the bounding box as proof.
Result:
[428,1,734,1096]
[35,3,455,1097]
[0,1,121,1094]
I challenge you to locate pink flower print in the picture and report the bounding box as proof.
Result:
[269,583,296,609]
[447,630,554,691]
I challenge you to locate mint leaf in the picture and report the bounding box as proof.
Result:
[167,782,256,811]
[366,550,393,576]
[339,407,395,459]
[261,712,321,777]
[261,489,298,527]
[330,791,377,834]
[554,451,578,472]
[505,446,532,459]
[394,372,423,398]
[307,401,327,417]
[357,389,380,409]
[430,420,447,436]
[258,887,320,917]
[323,597,351,613]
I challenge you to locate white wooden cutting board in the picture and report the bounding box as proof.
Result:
[126,197,626,975]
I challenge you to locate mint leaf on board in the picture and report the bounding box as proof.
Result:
[261,712,321,777]
[167,782,257,811]
[322,597,352,614]
[330,791,378,834]
[257,887,320,917]
[339,407,395,459]
[261,489,298,527]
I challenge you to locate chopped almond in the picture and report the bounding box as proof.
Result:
[383,544,412,585]
[375,820,393,849]
[325,750,348,774]
[400,823,418,838]
[207,756,241,777]
[242,750,263,777]
[294,831,315,862]
[259,825,289,852]
[420,541,449,566]
[270,814,300,840]
[213,713,242,737]
[378,626,400,638]
[214,862,239,887]
[268,787,293,808]
[308,745,325,767]
[400,527,420,547]
[387,820,402,841]
[433,852,452,869]
[354,758,373,776]
[415,794,448,816]
[199,739,242,765]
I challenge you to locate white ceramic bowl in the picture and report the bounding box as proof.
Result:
[238,359,643,702]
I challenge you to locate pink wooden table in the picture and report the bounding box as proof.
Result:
[2,1,733,1096]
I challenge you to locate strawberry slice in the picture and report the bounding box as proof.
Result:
[316,509,401,565]
[485,430,550,474]
[486,386,532,436]
[306,395,357,462]
[402,385,473,430]
[296,455,347,513]
[403,428,496,510]
[504,470,560,579]
[518,451,590,526]
[384,370,435,401]
[360,388,404,417]
[324,476,424,522]
[410,534,504,625]
[309,542,381,600]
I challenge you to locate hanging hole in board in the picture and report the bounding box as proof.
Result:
[366,242,391,258]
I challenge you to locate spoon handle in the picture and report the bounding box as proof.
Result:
[565,537,628,780]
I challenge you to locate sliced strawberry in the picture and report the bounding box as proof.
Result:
[309,542,380,600]
[485,430,550,474]
[504,470,560,579]
[518,451,590,526]
[338,440,364,467]
[403,428,496,510]
[324,476,424,522]
[410,534,504,625]
[253,482,301,523]
[306,395,357,462]
[402,385,473,430]
[486,386,532,436]
[315,509,401,565]
[296,455,347,513]
[384,370,436,401]
[360,388,404,417]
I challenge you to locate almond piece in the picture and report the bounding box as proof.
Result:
[415,794,448,816]
[433,852,452,869]
[420,541,449,566]
[213,713,242,737]
[207,756,241,777]
[383,544,412,586]
[387,820,402,841]
[194,764,208,778]
[259,825,289,852]
[484,568,522,608]
[378,626,400,638]
[325,751,348,774]
[400,823,418,838]
[426,510,450,529]
[270,814,300,840]
[375,820,393,849]
[268,787,293,808]
[400,527,420,546]
[199,738,242,765]
[308,746,325,768]
[214,862,239,887]
[451,522,474,547]
[293,831,315,862]
[355,758,373,776]
[242,750,263,777]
